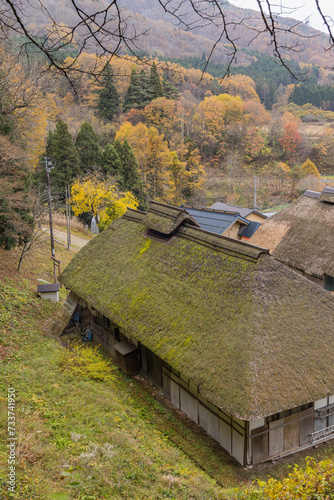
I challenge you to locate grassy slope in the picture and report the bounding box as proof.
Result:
[1,236,334,500]
[0,240,239,499]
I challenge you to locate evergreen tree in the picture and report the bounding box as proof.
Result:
[149,62,163,100]
[75,122,102,172]
[47,119,81,191]
[162,79,180,100]
[123,69,152,113]
[123,69,140,113]
[0,136,34,250]
[102,143,122,176]
[98,64,120,121]
[115,139,147,210]
[45,130,55,159]
[113,138,123,164]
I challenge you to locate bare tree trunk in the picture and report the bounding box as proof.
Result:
[17,242,28,272]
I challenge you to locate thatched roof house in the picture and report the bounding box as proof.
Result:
[60,200,334,465]
[250,188,334,290]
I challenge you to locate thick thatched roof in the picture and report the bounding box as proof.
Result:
[61,202,334,420]
[250,189,334,280]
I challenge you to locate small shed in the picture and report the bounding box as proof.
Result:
[114,340,139,376]
[37,283,60,303]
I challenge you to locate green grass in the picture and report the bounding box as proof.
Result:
[1,239,334,500]
[0,242,238,499]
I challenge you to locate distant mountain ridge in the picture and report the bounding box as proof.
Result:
[23,0,333,71]
[119,0,331,68]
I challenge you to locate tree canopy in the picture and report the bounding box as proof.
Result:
[46,119,81,192]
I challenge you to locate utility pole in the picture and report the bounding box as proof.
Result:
[44,156,55,257]
[65,184,71,250]
[254,175,257,210]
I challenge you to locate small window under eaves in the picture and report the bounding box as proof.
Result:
[324,274,334,293]
[146,228,174,242]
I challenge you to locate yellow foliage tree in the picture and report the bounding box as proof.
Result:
[115,121,150,175]
[194,94,245,142]
[300,158,320,178]
[166,149,204,205]
[71,175,138,230]
[144,97,178,137]
[219,74,260,102]
[115,122,175,201]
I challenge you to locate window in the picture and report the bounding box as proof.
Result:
[324,275,334,293]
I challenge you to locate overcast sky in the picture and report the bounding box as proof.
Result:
[229,0,334,33]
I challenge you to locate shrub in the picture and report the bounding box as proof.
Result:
[57,343,115,382]
[239,457,334,499]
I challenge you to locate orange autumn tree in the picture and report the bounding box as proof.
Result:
[279,118,301,160]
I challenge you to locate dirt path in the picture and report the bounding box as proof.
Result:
[42,227,91,249]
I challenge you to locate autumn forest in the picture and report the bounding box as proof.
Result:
[2,0,334,248]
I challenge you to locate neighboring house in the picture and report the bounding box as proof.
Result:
[210,202,267,224]
[56,200,334,466]
[250,187,334,292]
[182,205,261,240]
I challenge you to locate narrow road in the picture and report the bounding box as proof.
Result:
[42,227,91,249]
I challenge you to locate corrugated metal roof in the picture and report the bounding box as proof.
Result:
[37,284,60,293]
[182,206,249,235]
[209,202,267,219]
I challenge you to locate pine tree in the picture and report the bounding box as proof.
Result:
[123,69,140,113]
[98,64,120,121]
[75,122,102,172]
[102,143,122,176]
[123,69,152,113]
[45,130,55,159]
[47,119,81,191]
[162,79,180,100]
[113,138,123,162]
[0,136,34,250]
[115,139,147,210]
[149,62,163,100]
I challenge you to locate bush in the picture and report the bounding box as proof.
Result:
[57,343,116,382]
[239,457,334,499]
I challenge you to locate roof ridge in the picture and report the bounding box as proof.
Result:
[179,224,268,261]
[124,204,268,261]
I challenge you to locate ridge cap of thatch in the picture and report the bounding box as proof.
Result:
[303,189,321,199]
[123,203,269,261]
[180,223,269,261]
[319,186,334,204]
[322,186,334,194]
[141,200,200,235]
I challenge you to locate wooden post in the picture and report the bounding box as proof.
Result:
[51,256,62,284]
[45,157,55,257]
